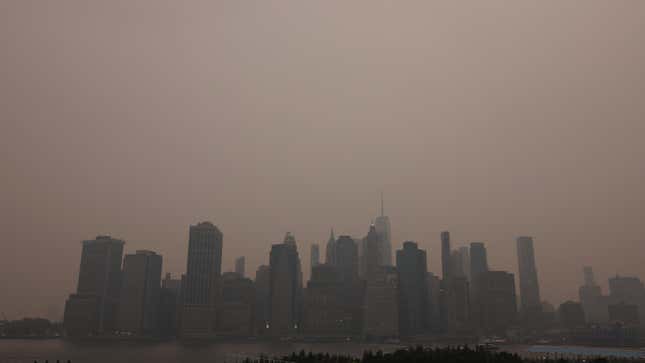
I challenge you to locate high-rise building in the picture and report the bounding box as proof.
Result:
[441,231,452,280]
[63,235,124,336]
[608,302,640,326]
[254,265,271,335]
[364,266,399,338]
[426,272,441,332]
[268,233,303,337]
[362,224,381,280]
[217,272,255,336]
[579,266,608,324]
[516,236,542,314]
[325,228,336,265]
[335,235,359,283]
[472,271,517,334]
[117,250,162,335]
[451,250,465,278]
[158,273,182,337]
[374,193,392,266]
[181,222,223,337]
[310,243,320,270]
[235,256,245,277]
[608,275,645,320]
[558,301,586,330]
[459,246,471,281]
[396,241,429,336]
[469,242,489,281]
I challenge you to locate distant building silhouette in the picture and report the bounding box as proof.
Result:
[459,246,471,281]
[63,235,124,336]
[516,236,542,320]
[578,266,609,324]
[469,242,489,281]
[254,265,271,335]
[558,301,586,330]
[235,256,245,277]
[310,243,320,271]
[396,241,429,336]
[441,231,452,280]
[426,272,442,332]
[472,271,517,334]
[181,222,223,337]
[361,224,381,280]
[117,250,162,335]
[335,235,359,283]
[158,273,181,337]
[608,301,640,326]
[268,233,303,337]
[325,228,336,265]
[217,272,255,336]
[363,266,399,338]
[374,193,392,266]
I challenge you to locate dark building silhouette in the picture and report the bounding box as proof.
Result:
[217,272,255,336]
[363,266,399,338]
[578,266,609,324]
[268,232,303,337]
[361,224,381,280]
[516,236,542,324]
[374,194,392,266]
[63,235,124,336]
[335,235,359,283]
[117,250,162,335]
[459,246,471,281]
[235,256,245,277]
[396,241,429,336]
[254,265,271,335]
[558,301,586,330]
[608,302,640,326]
[158,273,182,337]
[325,228,336,265]
[426,272,441,332]
[441,231,452,280]
[181,222,223,337]
[472,270,517,334]
[310,243,320,271]
[469,242,489,281]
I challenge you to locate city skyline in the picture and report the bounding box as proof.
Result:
[3,1,645,322]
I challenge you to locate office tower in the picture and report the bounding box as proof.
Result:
[396,241,429,336]
[117,250,162,335]
[254,265,271,335]
[441,231,451,280]
[608,302,640,326]
[558,301,586,330]
[426,272,441,332]
[325,228,336,265]
[268,233,303,337]
[335,235,359,283]
[361,224,381,280]
[303,264,341,335]
[364,266,399,338]
[181,222,223,337]
[579,266,608,324]
[374,193,392,266]
[451,250,465,277]
[63,235,124,336]
[235,256,245,277]
[472,271,517,334]
[158,273,182,337]
[310,243,320,270]
[469,242,488,281]
[608,275,645,319]
[217,272,255,336]
[459,246,471,281]
[516,236,542,313]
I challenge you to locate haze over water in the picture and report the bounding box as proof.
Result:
[2,1,645,320]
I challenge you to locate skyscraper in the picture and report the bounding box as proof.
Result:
[181,222,223,337]
[254,265,271,335]
[217,272,255,336]
[469,242,489,281]
[363,266,399,338]
[579,266,608,324]
[516,236,542,314]
[63,235,124,336]
[441,231,452,280]
[459,246,471,281]
[117,250,162,335]
[374,193,392,266]
[361,224,380,280]
[235,256,245,277]
[268,233,303,337]
[325,228,336,265]
[335,235,359,283]
[310,243,320,270]
[396,241,429,336]
[472,271,517,334]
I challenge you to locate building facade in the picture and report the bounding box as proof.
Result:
[117,250,162,335]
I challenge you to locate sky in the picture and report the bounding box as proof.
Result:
[1,1,644,320]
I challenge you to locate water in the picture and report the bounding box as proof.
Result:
[0,339,401,363]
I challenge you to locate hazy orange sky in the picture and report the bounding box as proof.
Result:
[1,1,644,320]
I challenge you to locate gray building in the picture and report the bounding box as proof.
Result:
[469,242,489,281]
[441,231,452,280]
[473,270,517,334]
[396,241,429,336]
[335,235,359,283]
[235,256,245,277]
[364,266,399,338]
[310,243,320,270]
[516,236,542,314]
[579,266,608,324]
[361,224,381,280]
[374,194,392,266]
[254,265,271,335]
[325,228,336,265]
[64,235,124,336]
[181,222,223,337]
[268,233,303,337]
[158,273,182,337]
[117,250,162,335]
[217,272,255,336]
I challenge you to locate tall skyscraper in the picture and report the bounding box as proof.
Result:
[158,273,182,337]
[396,241,429,336]
[579,266,608,324]
[117,250,162,335]
[268,233,303,337]
[441,231,452,280]
[361,224,380,280]
[325,228,336,265]
[516,236,542,314]
[310,243,320,270]
[254,265,271,335]
[374,193,392,266]
[363,266,399,338]
[472,271,517,334]
[217,272,255,336]
[335,235,359,283]
[63,235,124,336]
[459,246,471,281]
[469,242,489,281]
[181,222,223,337]
[235,256,245,277]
